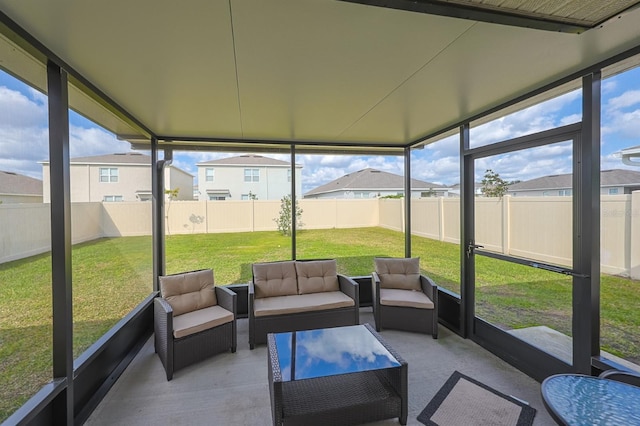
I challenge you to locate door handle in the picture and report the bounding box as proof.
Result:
[466,243,484,257]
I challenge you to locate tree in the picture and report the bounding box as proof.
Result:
[164,187,180,235]
[423,187,436,198]
[480,169,508,198]
[165,187,180,201]
[274,194,303,236]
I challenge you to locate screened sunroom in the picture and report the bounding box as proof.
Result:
[1,1,640,424]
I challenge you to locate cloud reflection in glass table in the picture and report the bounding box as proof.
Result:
[273,324,401,381]
[267,324,407,425]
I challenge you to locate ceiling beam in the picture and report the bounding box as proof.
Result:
[338,0,590,34]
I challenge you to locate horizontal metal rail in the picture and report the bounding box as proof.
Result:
[475,249,589,278]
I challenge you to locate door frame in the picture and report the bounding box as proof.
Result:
[459,73,601,381]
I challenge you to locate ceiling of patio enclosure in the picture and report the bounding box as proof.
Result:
[1,0,640,151]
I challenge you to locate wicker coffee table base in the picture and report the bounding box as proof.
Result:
[267,324,408,426]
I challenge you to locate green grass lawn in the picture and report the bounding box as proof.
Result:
[0,227,638,421]
[0,236,153,422]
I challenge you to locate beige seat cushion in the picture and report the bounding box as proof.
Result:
[380,288,434,309]
[253,291,354,317]
[375,257,422,291]
[173,305,234,339]
[253,261,298,299]
[295,260,339,295]
[159,269,217,316]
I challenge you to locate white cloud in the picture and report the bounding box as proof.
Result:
[470,89,581,148]
[413,136,460,185]
[411,91,581,184]
[0,86,49,178]
[296,154,405,193]
[603,106,640,142]
[602,87,640,149]
[294,326,397,378]
[1,84,134,179]
[560,113,581,126]
[474,142,573,182]
[69,125,130,158]
[0,86,47,128]
[423,134,458,157]
[602,79,617,94]
[606,89,640,111]
[411,155,459,185]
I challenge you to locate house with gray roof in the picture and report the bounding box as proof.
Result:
[507,169,640,197]
[41,152,193,203]
[196,154,302,200]
[304,168,449,199]
[0,170,43,203]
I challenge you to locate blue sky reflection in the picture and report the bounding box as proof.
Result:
[274,325,400,381]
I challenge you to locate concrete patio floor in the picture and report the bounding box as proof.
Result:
[85,309,556,425]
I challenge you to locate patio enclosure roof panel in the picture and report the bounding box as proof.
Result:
[0,0,640,149]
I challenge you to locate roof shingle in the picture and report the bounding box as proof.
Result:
[508,169,640,191]
[198,154,300,167]
[0,170,42,195]
[305,168,446,196]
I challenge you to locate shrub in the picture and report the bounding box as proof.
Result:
[274,194,303,236]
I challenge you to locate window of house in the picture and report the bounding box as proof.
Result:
[99,167,118,183]
[287,169,291,182]
[241,194,249,200]
[205,168,214,182]
[208,195,226,201]
[103,195,123,202]
[559,189,572,196]
[244,168,259,182]
[542,191,551,196]
[608,188,619,195]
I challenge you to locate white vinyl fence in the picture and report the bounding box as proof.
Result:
[1,193,639,278]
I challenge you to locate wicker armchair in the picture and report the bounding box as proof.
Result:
[372,257,438,338]
[154,269,237,380]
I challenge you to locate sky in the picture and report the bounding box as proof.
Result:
[1,66,639,194]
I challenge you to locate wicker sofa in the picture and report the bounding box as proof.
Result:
[249,259,359,349]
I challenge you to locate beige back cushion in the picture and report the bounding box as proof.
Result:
[375,257,421,291]
[159,269,217,316]
[253,261,298,298]
[296,260,339,295]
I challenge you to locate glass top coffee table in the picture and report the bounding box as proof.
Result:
[267,324,407,426]
[541,374,640,425]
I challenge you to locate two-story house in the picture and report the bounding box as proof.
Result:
[304,168,449,199]
[196,154,302,201]
[41,152,193,202]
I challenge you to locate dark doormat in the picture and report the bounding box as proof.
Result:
[417,371,536,426]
